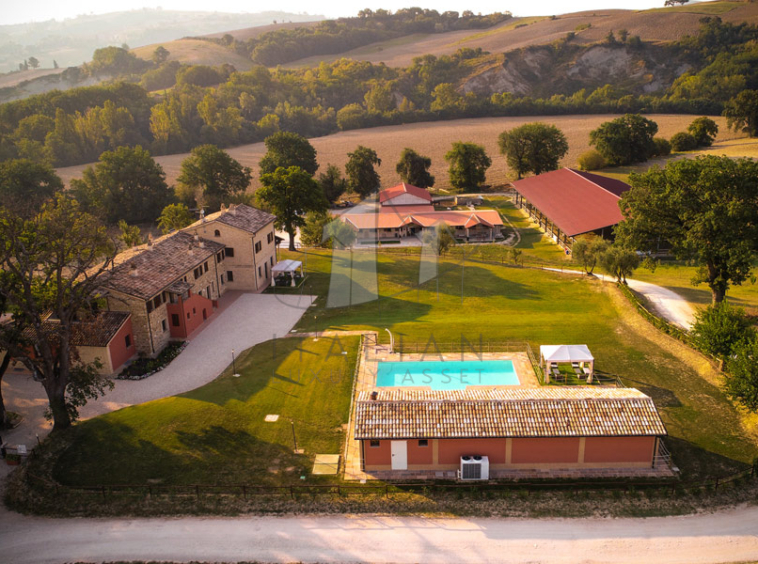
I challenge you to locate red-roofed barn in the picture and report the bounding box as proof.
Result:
[512,168,630,248]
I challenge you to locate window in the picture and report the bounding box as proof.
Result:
[369,440,380,448]
[171,314,180,326]
[193,267,201,279]
[204,262,208,273]
[192,307,196,314]
[226,247,235,258]
[146,301,154,314]
[267,232,274,244]
[214,229,221,237]
[206,285,211,298]
[216,250,225,263]
[270,256,273,266]
[418,440,428,447]
[255,241,262,253]
[227,270,234,282]
[187,312,191,319]
[220,274,225,285]
[153,295,162,309]
[161,319,167,332]
[258,266,262,278]
[125,334,131,348]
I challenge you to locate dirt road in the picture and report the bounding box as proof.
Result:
[1,504,757,564]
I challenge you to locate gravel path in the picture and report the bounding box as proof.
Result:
[1,505,757,564]
[1,292,314,447]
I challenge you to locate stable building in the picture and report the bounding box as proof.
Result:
[354,387,669,478]
[511,168,630,248]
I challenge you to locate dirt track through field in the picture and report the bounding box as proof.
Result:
[56,114,737,192]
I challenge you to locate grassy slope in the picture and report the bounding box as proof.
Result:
[54,337,359,486]
[132,39,255,71]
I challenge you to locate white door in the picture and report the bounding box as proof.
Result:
[391,440,408,470]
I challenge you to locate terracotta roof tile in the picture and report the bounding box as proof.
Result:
[379,183,433,203]
[25,311,130,348]
[101,231,224,300]
[354,387,666,439]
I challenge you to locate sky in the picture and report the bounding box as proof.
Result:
[4,1,669,26]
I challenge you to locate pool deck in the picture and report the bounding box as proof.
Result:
[344,342,538,481]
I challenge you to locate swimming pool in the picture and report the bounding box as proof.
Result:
[375,359,519,391]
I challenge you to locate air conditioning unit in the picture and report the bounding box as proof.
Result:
[459,455,489,481]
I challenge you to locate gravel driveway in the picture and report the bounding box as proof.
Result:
[2,292,314,447]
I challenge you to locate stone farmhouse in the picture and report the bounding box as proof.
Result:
[99,204,276,360]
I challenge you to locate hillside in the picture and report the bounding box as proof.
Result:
[280,3,758,69]
[131,40,257,72]
[54,114,739,193]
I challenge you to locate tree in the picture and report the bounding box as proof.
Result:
[71,145,173,224]
[498,123,568,180]
[257,166,327,251]
[725,339,758,411]
[177,145,251,212]
[301,212,356,248]
[691,302,755,367]
[724,90,758,137]
[158,203,194,234]
[688,117,718,147]
[152,46,170,65]
[589,114,658,166]
[27,56,39,69]
[396,148,435,188]
[53,60,58,69]
[118,220,143,248]
[670,131,698,152]
[576,150,606,171]
[0,159,63,217]
[0,196,115,431]
[345,146,382,198]
[422,223,456,256]
[664,0,689,6]
[616,156,758,303]
[652,137,672,157]
[324,218,357,249]
[318,164,347,204]
[444,142,491,192]
[571,236,610,275]
[599,246,640,284]
[259,131,318,177]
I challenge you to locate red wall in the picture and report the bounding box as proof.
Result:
[407,440,433,465]
[107,316,135,371]
[438,438,506,464]
[166,292,214,339]
[511,438,580,464]
[364,440,391,466]
[584,437,655,464]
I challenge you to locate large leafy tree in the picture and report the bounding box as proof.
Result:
[687,116,719,147]
[345,145,382,198]
[71,145,173,224]
[396,148,435,188]
[691,302,754,367]
[257,166,327,251]
[589,114,658,166]
[498,123,568,180]
[0,159,63,217]
[724,89,758,137]
[0,196,115,431]
[444,142,491,192]
[157,203,194,234]
[318,164,348,204]
[259,131,318,177]
[616,156,758,303]
[177,144,251,212]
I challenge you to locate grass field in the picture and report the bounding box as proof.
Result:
[55,114,737,192]
[52,336,359,486]
[645,1,742,15]
[132,39,256,71]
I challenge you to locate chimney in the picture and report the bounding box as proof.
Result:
[129,263,139,277]
[370,391,378,401]
[147,234,154,248]
[200,208,206,222]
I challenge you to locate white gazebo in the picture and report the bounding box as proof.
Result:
[272,259,303,287]
[539,344,595,383]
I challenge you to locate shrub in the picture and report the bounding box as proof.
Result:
[652,137,672,157]
[576,149,606,171]
[670,131,698,151]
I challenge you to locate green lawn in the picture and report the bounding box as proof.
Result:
[279,249,757,479]
[52,337,360,486]
[632,263,758,316]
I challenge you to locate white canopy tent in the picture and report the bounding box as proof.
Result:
[272,259,303,286]
[539,344,595,383]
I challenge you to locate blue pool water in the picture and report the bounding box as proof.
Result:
[375,360,518,391]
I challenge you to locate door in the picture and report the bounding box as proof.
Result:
[391,440,407,470]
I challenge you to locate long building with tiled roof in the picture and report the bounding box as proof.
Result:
[355,386,668,476]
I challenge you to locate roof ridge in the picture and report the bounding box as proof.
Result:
[566,167,623,200]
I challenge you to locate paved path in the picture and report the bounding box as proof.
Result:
[1,505,757,564]
[544,268,696,330]
[1,292,314,447]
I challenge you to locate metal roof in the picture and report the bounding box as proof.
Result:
[512,168,630,237]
